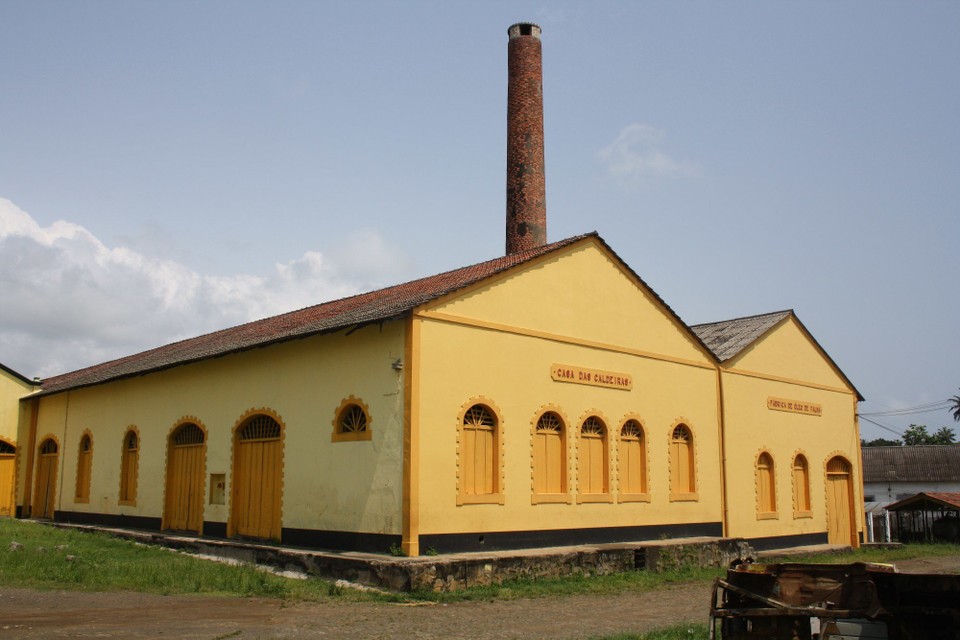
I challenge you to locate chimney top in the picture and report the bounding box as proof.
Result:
[507,22,541,39]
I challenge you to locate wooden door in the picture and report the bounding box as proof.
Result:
[164,423,205,533]
[826,456,854,545]
[0,441,15,517]
[33,439,58,519]
[232,415,282,541]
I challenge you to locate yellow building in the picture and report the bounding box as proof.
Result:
[692,311,863,549]
[10,234,863,555]
[8,23,863,555]
[0,364,38,517]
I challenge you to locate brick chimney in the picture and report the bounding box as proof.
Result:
[505,22,547,255]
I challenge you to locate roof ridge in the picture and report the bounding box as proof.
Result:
[690,308,793,329]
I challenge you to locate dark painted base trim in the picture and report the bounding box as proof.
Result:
[50,510,399,554]
[282,527,400,554]
[746,531,829,551]
[420,522,724,554]
[56,510,162,531]
[49,511,728,555]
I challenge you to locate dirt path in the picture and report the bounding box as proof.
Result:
[1,556,957,640]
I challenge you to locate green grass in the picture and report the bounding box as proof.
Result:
[762,542,960,566]
[594,624,710,640]
[0,519,378,601]
[2,517,958,608]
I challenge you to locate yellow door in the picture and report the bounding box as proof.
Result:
[232,415,282,541]
[826,456,855,546]
[33,439,58,519]
[0,441,15,517]
[164,423,205,533]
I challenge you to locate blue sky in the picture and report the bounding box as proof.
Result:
[1,1,958,439]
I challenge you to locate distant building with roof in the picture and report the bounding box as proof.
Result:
[5,23,865,555]
[862,445,960,504]
[885,491,960,543]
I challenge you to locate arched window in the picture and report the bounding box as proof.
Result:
[756,452,777,517]
[792,454,811,516]
[533,410,567,500]
[75,433,93,503]
[119,429,139,505]
[332,397,372,442]
[460,403,499,501]
[669,423,697,499]
[578,416,609,497]
[619,419,648,498]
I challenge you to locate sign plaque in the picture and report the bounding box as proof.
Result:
[767,397,822,417]
[551,364,632,391]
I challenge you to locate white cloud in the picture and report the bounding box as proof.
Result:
[0,198,406,378]
[597,123,697,187]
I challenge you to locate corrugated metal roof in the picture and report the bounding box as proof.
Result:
[690,310,792,361]
[862,445,960,483]
[38,234,598,396]
[691,309,863,400]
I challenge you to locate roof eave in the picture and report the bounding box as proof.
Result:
[36,313,412,398]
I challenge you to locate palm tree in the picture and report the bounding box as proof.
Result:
[952,388,960,422]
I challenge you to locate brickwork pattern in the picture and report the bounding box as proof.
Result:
[505,26,547,255]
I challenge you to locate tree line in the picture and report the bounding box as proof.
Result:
[861,390,960,447]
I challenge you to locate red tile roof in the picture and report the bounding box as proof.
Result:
[886,491,960,512]
[38,234,596,396]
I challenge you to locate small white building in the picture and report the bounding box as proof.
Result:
[861,445,960,542]
[862,445,960,504]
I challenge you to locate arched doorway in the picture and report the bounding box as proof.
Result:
[230,413,283,541]
[825,456,856,546]
[163,422,206,533]
[33,438,59,519]
[0,440,16,517]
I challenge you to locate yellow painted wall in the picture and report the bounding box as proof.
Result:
[0,368,34,444]
[728,319,849,391]
[21,323,406,536]
[720,318,861,542]
[414,241,723,538]
[430,241,711,367]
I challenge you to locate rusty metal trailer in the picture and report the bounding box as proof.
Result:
[709,561,960,639]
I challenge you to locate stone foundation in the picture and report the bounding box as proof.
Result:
[48,523,754,592]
